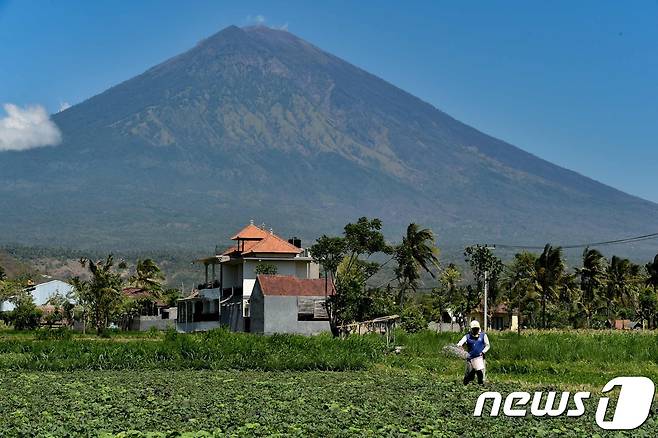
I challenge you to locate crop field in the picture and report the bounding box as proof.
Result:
[0,329,655,437]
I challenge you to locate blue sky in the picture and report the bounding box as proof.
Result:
[1,0,657,201]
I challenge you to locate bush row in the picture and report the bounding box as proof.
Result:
[0,328,385,371]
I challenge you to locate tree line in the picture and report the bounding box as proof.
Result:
[311,217,658,333]
[0,257,180,333]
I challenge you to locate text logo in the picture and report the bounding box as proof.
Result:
[474,376,654,430]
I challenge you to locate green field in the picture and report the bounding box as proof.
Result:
[0,330,655,437]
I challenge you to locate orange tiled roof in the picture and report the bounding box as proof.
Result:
[242,233,302,255]
[257,275,335,296]
[230,224,270,240]
[221,239,262,255]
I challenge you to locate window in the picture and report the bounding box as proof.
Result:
[297,297,329,321]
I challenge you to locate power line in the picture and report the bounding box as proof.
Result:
[491,232,658,251]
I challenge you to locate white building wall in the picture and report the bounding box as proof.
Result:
[1,280,73,312]
[262,295,330,335]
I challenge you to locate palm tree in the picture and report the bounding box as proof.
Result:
[130,259,164,293]
[535,244,564,329]
[577,247,607,327]
[73,255,126,333]
[434,263,461,331]
[129,259,165,316]
[502,251,537,333]
[394,223,440,307]
[646,254,658,294]
[606,256,641,321]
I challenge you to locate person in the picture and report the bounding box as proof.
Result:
[457,320,490,385]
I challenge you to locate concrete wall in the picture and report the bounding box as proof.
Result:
[176,320,221,333]
[250,286,265,333]
[129,316,177,331]
[427,322,461,332]
[260,295,330,335]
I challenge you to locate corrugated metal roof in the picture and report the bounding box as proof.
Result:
[257,275,335,296]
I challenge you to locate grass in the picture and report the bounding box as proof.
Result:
[0,329,655,436]
[0,328,656,386]
[0,328,385,371]
[387,329,658,387]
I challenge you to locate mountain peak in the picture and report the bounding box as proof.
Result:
[2,24,658,256]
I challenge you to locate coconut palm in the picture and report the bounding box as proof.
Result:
[577,247,608,327]
[72,254,126,333]
[394,223,440,306]
[130,259,165,296]
[646,254,658,294]
[502,251,538,333]
[605,256,641,320]
[535,244,565,328]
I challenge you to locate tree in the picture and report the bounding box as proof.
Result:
[394,224,440,307]
[310,217,391,335]
[46,292,76,328]
[638,287,657,329]
[431,263,461,331]
[255,263,278,275]
[605,256,641,321]
[501,251,538,333]
[162,288,182,307]
[128,259,165,316]
[72,255,126,334]
[577,248,608,327]
[646,254,658,294]
[130,259,164,295]
[535,244,564,329]
[9,292,42,330]
[464,245,503,328]
[452,284,481,330]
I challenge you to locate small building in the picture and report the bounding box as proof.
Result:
[1,280,74,312]
[468,303,513,331]
[177,221,320,333]
[250,274,334,335]
[122,287,177,331]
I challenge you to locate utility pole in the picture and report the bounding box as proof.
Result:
[483,245,496,332]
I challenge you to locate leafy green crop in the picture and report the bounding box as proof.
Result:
[0,370,653,437]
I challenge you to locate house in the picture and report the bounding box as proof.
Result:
[177,221,320,332]
[250,274,334,335]
[1,279,74,312]
[122,287,177,331]
[468,303,513,331]
[612,319,642,330]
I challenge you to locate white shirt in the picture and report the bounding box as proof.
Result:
[457,333,490,355]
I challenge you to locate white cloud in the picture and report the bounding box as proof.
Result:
[246,14,267,25]
[0,103,62,152]
[58,101,71,112]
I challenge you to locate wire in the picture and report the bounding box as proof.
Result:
[491,232,658,251]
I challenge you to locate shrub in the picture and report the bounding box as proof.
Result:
[9,299,43,331]
[400,305,427,333]
[35,327,73,341]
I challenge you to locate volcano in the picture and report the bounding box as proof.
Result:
[1,25,656,256]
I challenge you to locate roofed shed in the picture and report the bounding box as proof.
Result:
[250,275,334,335]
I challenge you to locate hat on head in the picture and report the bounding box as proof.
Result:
[470,320,481,329]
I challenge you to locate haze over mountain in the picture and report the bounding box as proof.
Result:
[1,25,657,257]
